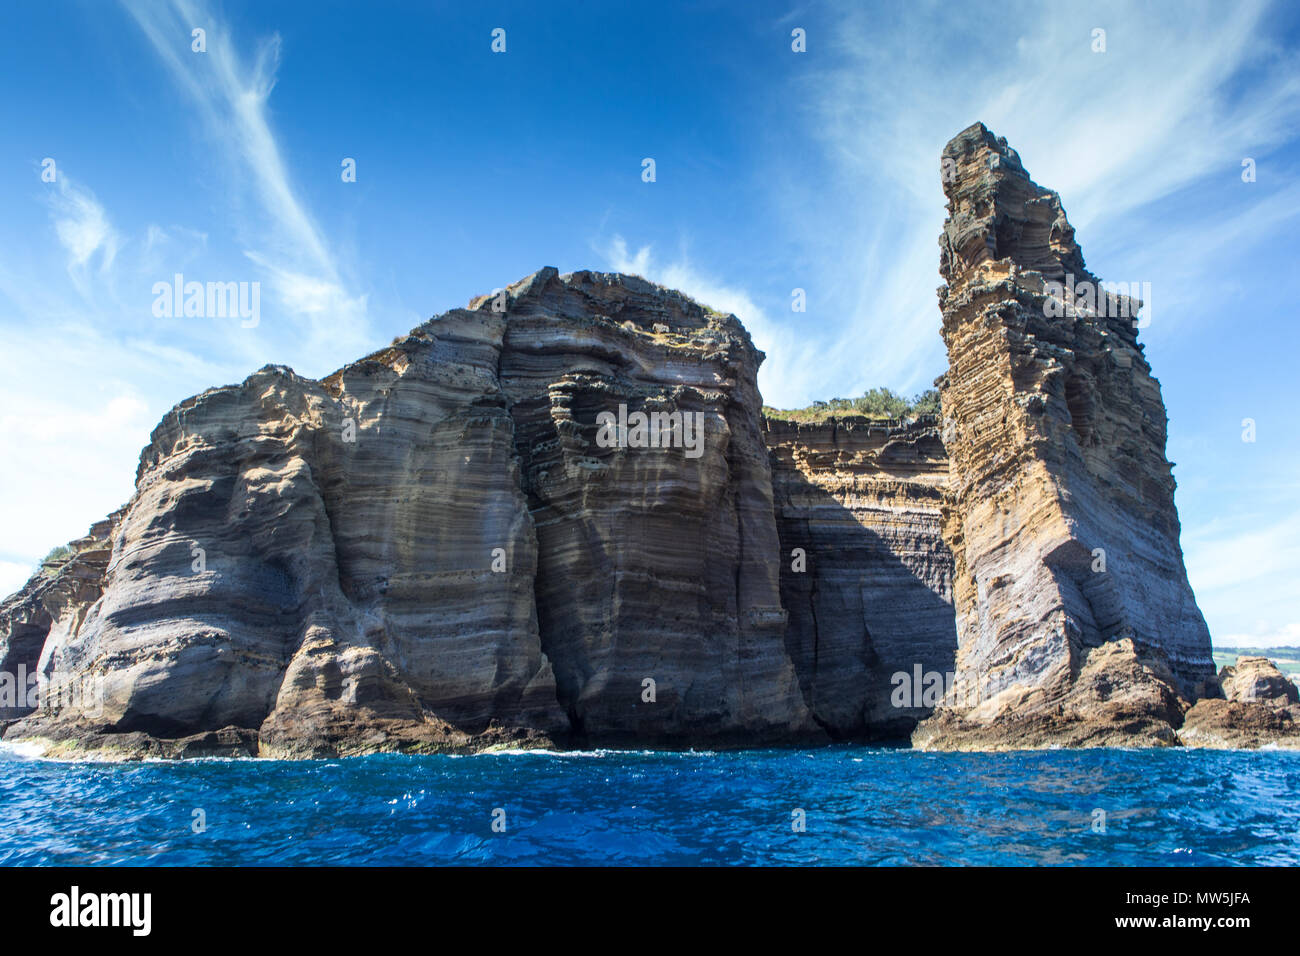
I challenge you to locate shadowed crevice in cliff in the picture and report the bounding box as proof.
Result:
[775,469,958,740]
[765,417,958,741]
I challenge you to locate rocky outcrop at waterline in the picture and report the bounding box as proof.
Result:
[1,123,1278,759]
[1179,657,1300,750]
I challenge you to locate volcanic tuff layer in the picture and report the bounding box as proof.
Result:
[1,123,1267,759]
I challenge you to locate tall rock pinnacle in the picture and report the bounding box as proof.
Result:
[915,123,1217,749]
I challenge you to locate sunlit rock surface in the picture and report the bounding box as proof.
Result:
[1,269,814,757]
[914,122,1217,751]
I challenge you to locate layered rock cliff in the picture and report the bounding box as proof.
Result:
[764,416,956,738]
[913,122,1217,750]
[0,268,814,757]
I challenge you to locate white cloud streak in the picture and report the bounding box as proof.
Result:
[123,0,370,365]
[48,176,121,278]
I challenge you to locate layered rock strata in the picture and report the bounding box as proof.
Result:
[0,268,814,758]
[764,415,956,738]
[0,517,116,724]
[914,123,1217,750]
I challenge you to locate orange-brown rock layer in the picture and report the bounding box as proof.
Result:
[914,123,1217,751]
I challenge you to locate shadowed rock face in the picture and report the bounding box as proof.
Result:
[764,416,956,738]
[914,122,1217,750]
[490,269,810,742]
[0,268,814,757]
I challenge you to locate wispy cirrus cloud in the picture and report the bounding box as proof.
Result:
[123,0,370,363]
[756,0,1300,400]
[47,175,121,279]
[603,2,1300,409]
[1182,505,1300,633]
[1,2,378,597]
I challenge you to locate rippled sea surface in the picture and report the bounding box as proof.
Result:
[1,745,1298,865]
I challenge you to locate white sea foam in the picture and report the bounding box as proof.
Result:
[0,740,49,760]
[474,747,716,758]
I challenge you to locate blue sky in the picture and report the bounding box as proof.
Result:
[1,0,1298,647]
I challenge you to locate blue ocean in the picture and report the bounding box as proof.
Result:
[1,745,1297,866]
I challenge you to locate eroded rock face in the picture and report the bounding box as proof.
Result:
[914,122,1217,750]
[2,268,814,757]
[765,416,956,738]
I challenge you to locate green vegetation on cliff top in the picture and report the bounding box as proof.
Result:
[763,387,941,423]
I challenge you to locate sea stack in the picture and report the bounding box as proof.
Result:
[913,122,1218,749]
